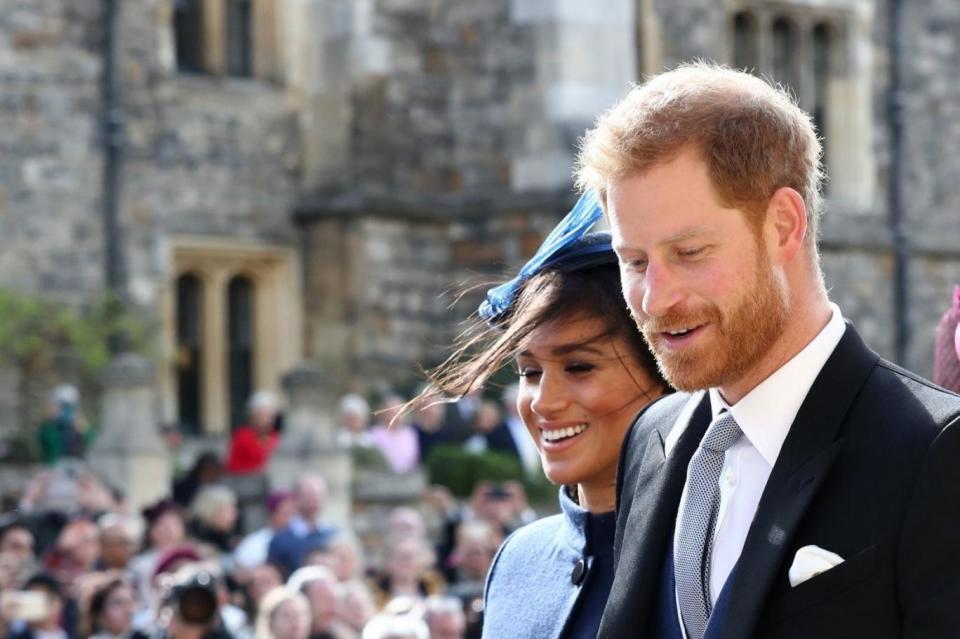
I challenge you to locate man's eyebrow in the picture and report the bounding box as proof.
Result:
[661,227,711,244]
[614,227,712,253]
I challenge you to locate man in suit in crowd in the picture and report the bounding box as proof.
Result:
[573,62,960,638]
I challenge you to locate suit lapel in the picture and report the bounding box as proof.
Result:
[718,325,879,639]
[603,394,712,636]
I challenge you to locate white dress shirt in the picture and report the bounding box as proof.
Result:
[670,303,846,612]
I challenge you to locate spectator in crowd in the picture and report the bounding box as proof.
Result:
[233,492,294,571]
[287,566,351,639]
[254,586,310,639]
[226,391,282,476]
[499,385,540,478]
[96,514,142,573]
[371,537,443,610]
[443,521,499,615]
[368,395,420,475]
[37,385,94,466]
[6,572,71,639]
[335,395,372,449]
[337,581,375,635]
[461,402,501,456]
[302,542,338,577]
[158,423,188,480]
[0,521,36,564]
[18,467,117,525]
[441,388,482,445]
[151,563,233,639]
[422,596,466,639]
[934,285,960,392]
[86,577,145,639]
[463,401,534,474]
[172,453,223,509]
[0,520,36,589]
[48,519,100,589]
[187,486,239,554]
[129,500,187,607]
[241,562,284,620]
[410,401,447,463]
[325,534,363,583]
[267,477,337,578]
[465,483,516,539]
[385,509,425,545]
[361,599,429,639]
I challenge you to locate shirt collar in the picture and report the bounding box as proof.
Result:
[707,303,846,466]
[289,514,326,536]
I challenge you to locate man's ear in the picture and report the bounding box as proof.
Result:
[764,187,807,264]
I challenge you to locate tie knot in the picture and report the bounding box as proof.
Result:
[702,412,741,452]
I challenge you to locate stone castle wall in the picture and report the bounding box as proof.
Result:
[0,0,957,432]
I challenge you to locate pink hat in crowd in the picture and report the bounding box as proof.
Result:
[933,285,960,393]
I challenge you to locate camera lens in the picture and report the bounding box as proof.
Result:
[175,575,218,626]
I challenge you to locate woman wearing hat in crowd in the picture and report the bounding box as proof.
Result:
[413,192,670,638]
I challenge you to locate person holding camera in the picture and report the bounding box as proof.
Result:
[3,573,71,639]
[152,568,233,639]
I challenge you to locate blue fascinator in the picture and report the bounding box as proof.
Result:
[478,191,616,324]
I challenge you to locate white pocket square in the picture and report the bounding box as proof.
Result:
[788,545,845,587]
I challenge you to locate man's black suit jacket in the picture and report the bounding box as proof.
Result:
[599,325,960,638]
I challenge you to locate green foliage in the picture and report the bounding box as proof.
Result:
[0,288,157,440]
[350,444,392,472]
[426,444,551,498]
[0,289,154,374]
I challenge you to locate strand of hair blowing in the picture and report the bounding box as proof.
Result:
[933,285,960,393]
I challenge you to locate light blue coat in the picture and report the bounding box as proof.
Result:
[481,488,613,638]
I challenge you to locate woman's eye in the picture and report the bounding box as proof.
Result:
[518,368,541,379]
[565,363,595,375]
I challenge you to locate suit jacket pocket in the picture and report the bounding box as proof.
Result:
[765,543,880,624]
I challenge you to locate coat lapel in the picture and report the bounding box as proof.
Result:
[601,393,712,637]
[718,325,879,639]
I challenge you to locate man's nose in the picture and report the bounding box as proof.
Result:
[639,261,684,318]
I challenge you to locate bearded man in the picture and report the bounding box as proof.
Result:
[575,62,960,639]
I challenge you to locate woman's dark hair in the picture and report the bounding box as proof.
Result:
[89,578,126,620]
[412,262,668,410]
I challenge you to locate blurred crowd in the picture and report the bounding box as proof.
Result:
[0,384,545,639]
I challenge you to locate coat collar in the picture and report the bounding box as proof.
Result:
[599,323,879,639]
[716,323,879,639]
[601,392,713,637]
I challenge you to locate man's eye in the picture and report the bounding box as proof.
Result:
[677,247,706,258]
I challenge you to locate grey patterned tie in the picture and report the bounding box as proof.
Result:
[675,411,742,639]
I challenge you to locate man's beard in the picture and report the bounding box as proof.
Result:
[635,250,790,392]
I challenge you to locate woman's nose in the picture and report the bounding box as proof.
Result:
[530,371,569,416]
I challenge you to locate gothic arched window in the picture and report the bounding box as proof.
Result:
[228,275,256,428]
[812,22,834,175]
[173,0,204,73]
[772,17,800,95]
[733,11,759,73]
[176,273,204,434]
[226,0,254,77]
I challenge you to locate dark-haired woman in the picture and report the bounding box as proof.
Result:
[88,579,148,639]
[414,193,670,638]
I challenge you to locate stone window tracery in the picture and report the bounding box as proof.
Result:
[727,2,874,212]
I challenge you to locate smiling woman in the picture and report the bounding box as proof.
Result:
[409,193,670,639]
